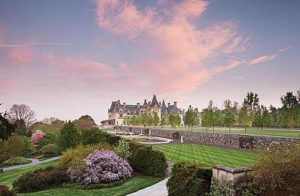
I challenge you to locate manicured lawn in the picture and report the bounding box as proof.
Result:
[0,160,59,187]
[153,144,257,168]
[155,126,300,137]
[19,176,159,196]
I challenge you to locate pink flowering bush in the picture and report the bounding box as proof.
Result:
[67,150,133,185]
[31,130,46,147]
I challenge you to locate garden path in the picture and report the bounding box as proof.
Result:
[128,161,174,196]
[2,156,59,172]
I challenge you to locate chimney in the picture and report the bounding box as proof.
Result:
[123,102,126,106]
[118,100,120,104]
[137,103,140,108]
[168,103,171,107]
[174,101,177,107]
[148,101,151,105]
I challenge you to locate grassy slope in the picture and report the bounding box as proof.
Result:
[0,160,59,187]
[153,144,257,168]
[19,176,159,196]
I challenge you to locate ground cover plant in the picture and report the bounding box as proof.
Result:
[153,144,257,168]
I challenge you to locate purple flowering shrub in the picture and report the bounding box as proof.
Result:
[67,150,133,185]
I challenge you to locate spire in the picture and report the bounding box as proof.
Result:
[143,99,147,106]
[150,94,159,107]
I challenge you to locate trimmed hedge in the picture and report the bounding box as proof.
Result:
[131,147,167,177]
[167,162,212,196]
[81,128,121,146]
[13,166,69,193]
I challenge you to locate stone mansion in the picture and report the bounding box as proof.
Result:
[101,95,184,126]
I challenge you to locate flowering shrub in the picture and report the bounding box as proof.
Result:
[31,130,46,147]
[114,140,132,159]
[68,150,133,185]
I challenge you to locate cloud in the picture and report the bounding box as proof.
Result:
[0,42,71,48]
[247,47,290,65]
[94,0,246,94]
[8,47,34,65]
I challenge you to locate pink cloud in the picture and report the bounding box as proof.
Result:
[94,0,248,94]
[96,0,155,39]
[248,54,276,65]
[8,47,34,65]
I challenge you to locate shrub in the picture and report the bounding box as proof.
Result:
[81,128,108,145]
[59,143,112,169]
[31,130,46,148]
[114,140,132,159]
[40,144,61,157]
[0,135,30,163]
[167,162,212,196]
[38,132,58,147]
[22,136,35,158]
[131,147,167,177]
[251,143,300,195]
[106,135,121,146]
[59,121,80,150]
[68,150,133,185]
[0,184,15,196]
[1,156,31,167]
[13,166,68,193]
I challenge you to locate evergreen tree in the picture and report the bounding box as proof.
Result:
[59,121,80,150]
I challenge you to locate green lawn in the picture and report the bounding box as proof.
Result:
[155,126,300,137]
[19,176,159,196]
[0,160,160,196]
[153,144,258,168]
[0,160,59,187]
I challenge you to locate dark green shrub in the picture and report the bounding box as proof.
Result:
[38,133,58,147]
[22,137,35,158]
[127,140,145,164]
[167,162,212,196]
[40,144,61,157]
[81,128,108,145]
[59,121,80,150]
[106,135,121,146]
[13,166,69,193]
[131,147,167,177]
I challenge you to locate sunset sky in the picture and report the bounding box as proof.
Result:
[1,0,300,123]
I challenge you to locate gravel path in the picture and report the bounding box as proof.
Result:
[2,156,59,172]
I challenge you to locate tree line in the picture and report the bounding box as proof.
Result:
[201,91,300,133]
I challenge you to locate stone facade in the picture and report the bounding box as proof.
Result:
[102,95,185,126]
[117,126,298,150]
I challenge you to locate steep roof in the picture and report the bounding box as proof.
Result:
[150,95,160,107]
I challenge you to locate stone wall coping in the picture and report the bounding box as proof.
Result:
[213,165,254,174]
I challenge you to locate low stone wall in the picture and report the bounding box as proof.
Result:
[212,165,254,196]
[116,126,298,150]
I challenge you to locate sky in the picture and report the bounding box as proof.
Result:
[1,0,300,123]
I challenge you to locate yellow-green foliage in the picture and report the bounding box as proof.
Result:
[252,143,300,195]
[59,143,112,169]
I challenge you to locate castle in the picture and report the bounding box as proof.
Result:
[101,95,184,126]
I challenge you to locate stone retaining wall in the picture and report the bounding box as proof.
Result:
[116,126,298,150]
